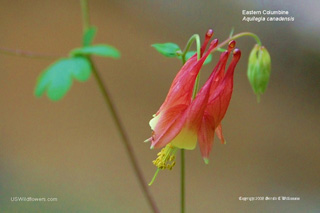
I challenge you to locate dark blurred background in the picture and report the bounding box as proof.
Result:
[0,0,319,212]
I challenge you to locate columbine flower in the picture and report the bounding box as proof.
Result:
[149,31,217,150]
[146,31,241,176]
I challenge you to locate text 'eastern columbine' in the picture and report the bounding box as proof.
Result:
[242,10,294,22]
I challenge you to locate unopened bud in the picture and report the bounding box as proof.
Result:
[247,44,271,102]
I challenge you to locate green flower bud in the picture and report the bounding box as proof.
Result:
[247,44,271,102]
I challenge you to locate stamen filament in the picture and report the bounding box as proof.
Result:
[149,168,160,186]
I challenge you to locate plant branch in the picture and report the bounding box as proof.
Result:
[89,57,159,213]
[80,1,159,212]
[216,32,262,50]
[0,47,64,59]
[80,0,90,32]
[180,149,185,213]
[181,34,200,64]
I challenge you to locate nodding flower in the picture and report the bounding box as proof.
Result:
[146,30,241,182]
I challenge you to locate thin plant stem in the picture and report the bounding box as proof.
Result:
[217,32,262,49]
[80,0,90,32]
[180,149,185,213]
[88,58,159,213]
[181,34,200,65]
[80,1,159,212]
[179,34,201,213]
[0,47,64,59]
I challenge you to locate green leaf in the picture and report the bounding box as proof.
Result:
[151,43,180,57]
[83,26,97,46]
[46,68,73,101]
[34,57,91,101]
[183,51,212,65]
[71,45,121,58]
[70,57,91,82]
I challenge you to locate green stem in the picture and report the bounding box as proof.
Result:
[179,34,201,213]
[80,0,90,32]
[180,149,185,213]
[81,1,159,212]
[0,47,64,59]
[181,34,200,64]
[217,32,262,50]
[89,58,159,213]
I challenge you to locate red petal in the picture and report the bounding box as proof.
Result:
[206,49,242,133]
[215,124,226,144]
[208,41,236,96]
[156,39,218,115]
[198,113,215,162]
[151,104,188,148]
[197,49,241,160]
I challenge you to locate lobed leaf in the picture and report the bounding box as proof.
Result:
[34,57,91,101]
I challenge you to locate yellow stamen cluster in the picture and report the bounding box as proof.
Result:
[152,144,177,170]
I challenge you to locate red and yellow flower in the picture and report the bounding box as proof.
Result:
[147,30,242,171]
